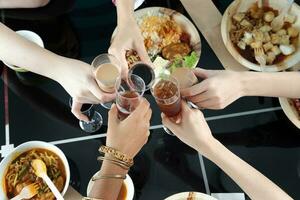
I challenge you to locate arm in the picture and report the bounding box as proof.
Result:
[242,71,300,98]
[0,0,50,8]
[162,102,293,200]
[181,69,300,109]
[109,0,151,77]
[0,23,114,121]
[88,99,152,200]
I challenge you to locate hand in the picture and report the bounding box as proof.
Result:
[181,69,244,109]
[106,98,152,158]
[55,58,115,122]
[109,18,151,77]
[162,101,214,153]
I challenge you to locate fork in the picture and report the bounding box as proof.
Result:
[254,47,267,72]
[11,183,39,200]
[271,0,294,31]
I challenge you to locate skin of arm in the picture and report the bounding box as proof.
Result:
[109,0,151,77]
[88,99,152,199]
[0,0,50,8]
[181,69,300,109]
[0,23,115,121]
[241,71,300,98]
[162,102,293,200]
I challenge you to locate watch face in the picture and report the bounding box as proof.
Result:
[134,0,145,10]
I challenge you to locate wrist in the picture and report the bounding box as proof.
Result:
[116,0,135,27]
[196,137,219,158]
[240,72,258,97]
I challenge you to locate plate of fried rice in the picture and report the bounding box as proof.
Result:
[113,7,201,72]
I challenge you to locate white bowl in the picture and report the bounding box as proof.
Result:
[87,171,134,200]
[3,30,44,72]
[221,0,300,72]
[0,141,70,200]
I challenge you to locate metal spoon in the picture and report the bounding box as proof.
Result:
[31,159,64,200]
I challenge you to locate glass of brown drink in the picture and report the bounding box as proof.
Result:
[92,54,122,109]
[151,75,181,135]
[115,74,145,120]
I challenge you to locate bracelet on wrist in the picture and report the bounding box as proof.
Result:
[99,145,134,166]
[82,197,103,200]
[97,156,131,170]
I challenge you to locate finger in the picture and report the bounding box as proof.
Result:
[144,108,152,121]
[193,68,212,79]
[71,101,89,122]
[109,47,129,78]
[134,42,152,65]
[128,98,150,120]
[108,104,119,125]
[186,91,211,103]
[196,98,221,110]
[73,96,102,105]
[181,80,208,97]
[89,80,116,103]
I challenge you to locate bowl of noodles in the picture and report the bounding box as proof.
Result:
[0,141,70,200]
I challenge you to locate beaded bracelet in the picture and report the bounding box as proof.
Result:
[99,145,134,166]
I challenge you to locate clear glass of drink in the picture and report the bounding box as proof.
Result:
[69,98,103,133]
[92,53,122,109]
[115,74,146,120]
[128,62,155,91]
[151,75,182,136]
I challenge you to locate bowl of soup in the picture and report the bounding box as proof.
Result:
[87,171,134,200]
[0,141,70,200]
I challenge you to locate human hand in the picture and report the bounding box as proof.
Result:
[108,18,151,77]
[162,101,214,153]
[181,69,244,109]
[55,58,115,122]
[106,98,152,158]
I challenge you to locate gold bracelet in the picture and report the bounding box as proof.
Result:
[99,145,134,166]
[82,197,103,200]
[92,173,126,181]
[97,156,131,169]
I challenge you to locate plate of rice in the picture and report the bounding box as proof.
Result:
[136,7,201,72]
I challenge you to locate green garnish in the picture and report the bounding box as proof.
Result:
[169,51,199,72]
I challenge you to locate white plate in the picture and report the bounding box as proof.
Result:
[279,97,300,129]
[3,30,44,72]
[87,171,134,200]
[165,192,218,200]
[134,0,145,10]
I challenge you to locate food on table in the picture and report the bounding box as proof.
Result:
[5,149,66,200]
[137,12,198,68]
[289,98,300,119]
[126,50,141,68]
[230,3,299,65]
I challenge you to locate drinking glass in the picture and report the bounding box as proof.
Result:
[69,98,103,133]
[151,75,182,136]
[92,54,122,109]
[128,62,155,91]
[115,74,146,120]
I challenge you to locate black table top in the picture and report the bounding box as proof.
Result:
[1,0,300,199]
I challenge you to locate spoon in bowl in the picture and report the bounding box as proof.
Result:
[271,0,294,31]
[31,159,64,200]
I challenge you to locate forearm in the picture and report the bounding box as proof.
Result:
[116,0,135,27]
[201,139,292,200]
[0,23,66,81]
[88,160,128,200]
[241,71,300,98]
[0,0,49,8]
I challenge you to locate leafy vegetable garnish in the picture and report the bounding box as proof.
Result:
[169,51,198,73]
